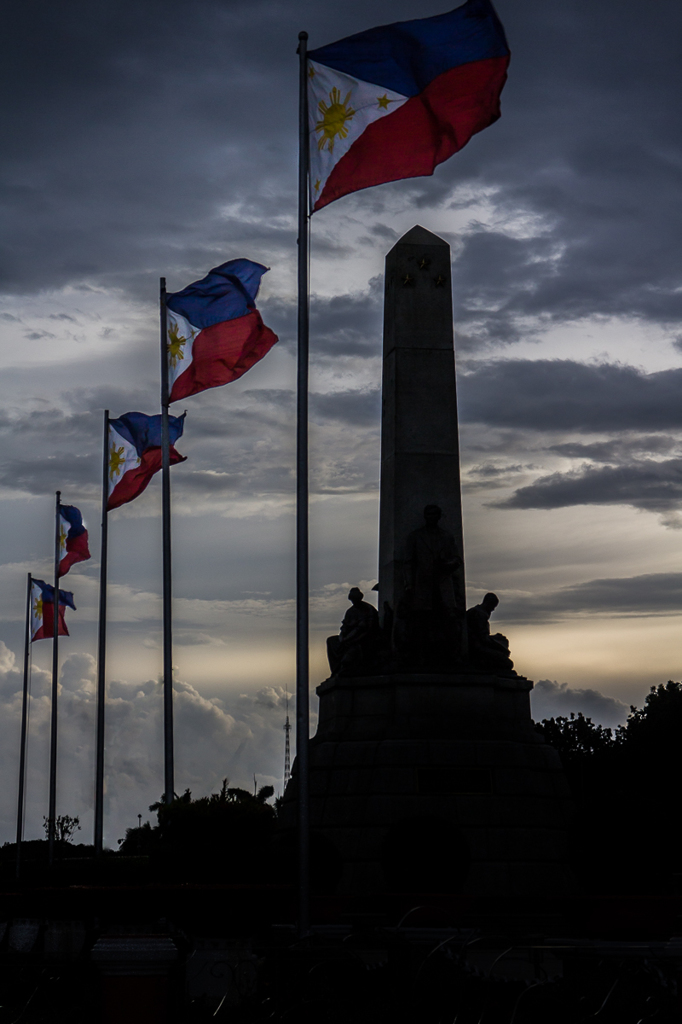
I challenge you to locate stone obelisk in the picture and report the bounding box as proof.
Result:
[278,226,573,900]
[379,225,465,663]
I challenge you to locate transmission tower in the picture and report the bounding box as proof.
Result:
[283,689,291,787]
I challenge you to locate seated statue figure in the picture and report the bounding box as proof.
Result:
[327,587,380,676]
[466,593,515,674]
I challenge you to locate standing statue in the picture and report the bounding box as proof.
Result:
[466,593,514,674]
[327,588,380,676]
[399,505,464,666]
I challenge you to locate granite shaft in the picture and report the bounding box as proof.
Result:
[378,224,465,627]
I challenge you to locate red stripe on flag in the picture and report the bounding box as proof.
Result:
[314,56,510,212]
[32,603,69,641]
[107,446,186,511]
[59,531,91,578]
[169,309,278,403]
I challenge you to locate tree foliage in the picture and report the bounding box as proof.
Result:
[119,778,276,882]
[42,814,81,843]
[538,681,682,894]
[536,712,618,765]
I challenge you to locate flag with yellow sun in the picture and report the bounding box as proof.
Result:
[166,258,278,403]
[30,578,76,642]
[58,503,91,577]
[307,0,510,212]
[107,411,186,511]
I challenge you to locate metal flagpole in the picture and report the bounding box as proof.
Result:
[15,572,32,879]
[94,410,109,854]
[160,278,174,805]
[48,490,61,866]
[296,29,311,940]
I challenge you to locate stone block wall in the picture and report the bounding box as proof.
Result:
[279,673,575,898]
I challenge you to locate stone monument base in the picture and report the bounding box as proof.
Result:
[279,673,575,898]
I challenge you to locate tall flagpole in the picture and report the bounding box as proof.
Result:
[160,277,174,805]
[15,572,32,879]
[48,490,61,866]
[296,29,310,939]
[94,410,109,854]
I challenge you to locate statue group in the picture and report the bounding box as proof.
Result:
[327,504,514,678]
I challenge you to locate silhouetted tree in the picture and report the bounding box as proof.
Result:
[538,683,682,894]
[622,680,682,766]
[119,778,276,881]
[43,814,81,843]
[537,711,617,763]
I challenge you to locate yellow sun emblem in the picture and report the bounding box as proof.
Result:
[316,88,356,153]
[109,443,127,481]
[167,321,187,369]
[59,524,68,553]
[34,595,43,621]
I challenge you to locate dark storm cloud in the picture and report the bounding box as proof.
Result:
[462,462,528,492]
[0,361,380,504]
[0,455,99,496]
[310,291,383,358]
[390,3,682,344]
[459,360,682,432]
[14,352,682,508]
[1,0,298,294]
[176,394,293,441]
[548,437,679,463]
[266,289,382,357]
[176,464,294,496]
[0,405,103,495]
[63,386,158,418]
[310,388,380,426]
[497,459,682,515]
[502,572,682,623]
[4,0,679,338]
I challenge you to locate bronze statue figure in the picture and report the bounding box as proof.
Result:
[466,593,514,674]
[327,587,380,676]
[398,505,465,667]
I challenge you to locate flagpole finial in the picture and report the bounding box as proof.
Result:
[299,30,308,40]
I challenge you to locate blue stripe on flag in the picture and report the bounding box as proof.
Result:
[309,0,509,97]
[60,504,86,538]
[110,412,186,456]
[167,259,269,330]
[32,579,76,610]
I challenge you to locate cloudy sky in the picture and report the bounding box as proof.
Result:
[1,0,680,846]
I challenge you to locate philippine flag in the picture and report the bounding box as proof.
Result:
[166,259,279,403]
[308,0,510,212]
[108,411,186,511]
[58,504,91,577]
[31,578,76,642]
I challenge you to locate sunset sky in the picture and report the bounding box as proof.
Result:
[2,0,681,846]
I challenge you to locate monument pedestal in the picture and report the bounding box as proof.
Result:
[281,673,574,898]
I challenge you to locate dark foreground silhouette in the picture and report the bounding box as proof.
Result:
[3,685,682,1020]
[118,779,276,882]
[536,679,682,894]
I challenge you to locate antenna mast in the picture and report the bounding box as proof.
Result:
[283,688,291,787]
